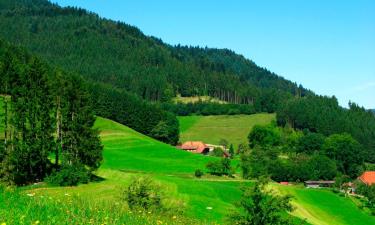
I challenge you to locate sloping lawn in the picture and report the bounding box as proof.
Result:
[96,117,215,174]
[276,184,375,225]
[179,114,275,148]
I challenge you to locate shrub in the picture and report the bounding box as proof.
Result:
[206,158,232,176]
[248,125,281,148]
[122,176,162,211]
[210,147,224,157]
[194,169,204,178]
[45,164,90,186]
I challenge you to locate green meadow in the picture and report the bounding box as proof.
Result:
[0,117,248,224]
[275,184,375,225]
[1,113,375,224]
[178,114,275,148]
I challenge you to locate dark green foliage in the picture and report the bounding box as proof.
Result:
[161,102,256,116]
[241,147,337,182]
[122,176,162,211]
[0,0,309,115]
[194,169,203,178]
[210,147,225,157]
[0,47,55,185]
[297,132,325,154]
[229,144,235,157]
[206,158,232,176]
[306,154,337,180]
[0,39,102,185]
[248,125,281,148]
[355,182,375,209]
[46,164,90,186]
[277,96,375,163]
[323,134,364,178]
[240,147,271,179]
[89,83,179,145]
[227,179,295,225]
[55,74,103,170]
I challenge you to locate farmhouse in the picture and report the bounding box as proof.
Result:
[179,141,210,154]
[358,171,375,186]
[304,180,335,188]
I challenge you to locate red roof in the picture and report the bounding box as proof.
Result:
[181,141,208,153]
[359,171,375,185]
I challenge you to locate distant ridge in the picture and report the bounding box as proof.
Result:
[0,0,311,113]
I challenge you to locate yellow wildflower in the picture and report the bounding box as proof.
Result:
[1,222,6,225]
[34,221,40,225]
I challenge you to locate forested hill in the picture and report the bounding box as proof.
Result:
[0,0,311,112]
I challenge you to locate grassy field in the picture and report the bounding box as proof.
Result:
[179,114,275,148]
[274,184,375,225]
[97,118,214,173]
[0,117,247,224]
[1,112,375,224]
[95,117,248,222]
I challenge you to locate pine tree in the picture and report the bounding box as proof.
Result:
[59,75,103,170]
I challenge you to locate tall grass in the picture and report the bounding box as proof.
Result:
[0,186,197,225]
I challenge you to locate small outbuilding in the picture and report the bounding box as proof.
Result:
[304,180,335,188]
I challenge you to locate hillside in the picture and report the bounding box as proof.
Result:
[0,0,310,112]
[275,184,375,225]
[179,114,275,148]
[2,114,375,224]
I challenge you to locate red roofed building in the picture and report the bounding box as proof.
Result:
[359,171,375,186]
[180,141,210,154]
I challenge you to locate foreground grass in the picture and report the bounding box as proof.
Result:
[274,184,375,225]
[0,185,195,225]
[179,114,275,148]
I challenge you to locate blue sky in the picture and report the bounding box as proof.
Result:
[52,0,375,109]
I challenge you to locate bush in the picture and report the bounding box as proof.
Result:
[122,176,162,211]
[210,147,224,157]
[194,169,204,178]
[45,164,90,186]
[248,125,281,148]
[206,158,232,176]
